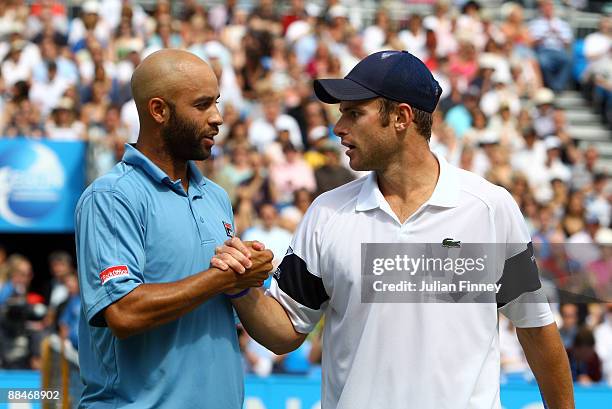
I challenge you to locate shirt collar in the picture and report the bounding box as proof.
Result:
[355,151,459,212]
[122,144,207,191]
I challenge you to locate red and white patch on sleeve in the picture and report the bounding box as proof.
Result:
[99,265,129,285]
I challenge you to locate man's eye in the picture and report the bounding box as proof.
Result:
[350,111,360,118]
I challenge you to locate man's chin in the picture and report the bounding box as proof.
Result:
[348,158,367,172]
[191,149,211,161]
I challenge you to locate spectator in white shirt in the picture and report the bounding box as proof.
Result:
[29,61,70,116]
[45,97,86,141]
[586,173,611,228]
[120,98,139,143]
[248,94,303,151]
[68,1,112,49]
[1,41,33,88]
[423,0,457,58]
[531,88,557,138]
[512,127,551,203]
[362,8,390,54]
[528,0,573,92]
[594,304,612,386]
[583,16,611,66]
[32,38,79,85]
[399,14,427,61]
[242,202,293,270]
[543,136,571,183]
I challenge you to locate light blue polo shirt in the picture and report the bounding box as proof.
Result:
[75,144,243,408]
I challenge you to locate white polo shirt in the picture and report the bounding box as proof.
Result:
[268,153,554,409]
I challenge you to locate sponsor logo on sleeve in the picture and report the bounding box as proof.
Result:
[222,221,234,237]
[99,265,129,285]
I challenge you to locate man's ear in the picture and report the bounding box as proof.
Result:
[149,98,170,124]
[395,103,413,132]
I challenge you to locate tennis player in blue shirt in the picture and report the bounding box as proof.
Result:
[75,49,273,408]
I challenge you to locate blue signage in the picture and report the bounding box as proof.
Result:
[242,376,612,409]
[0,139,85,233]
[0,371,611,409]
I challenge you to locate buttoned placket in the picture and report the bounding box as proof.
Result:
[165,177,211,245]
[374,188,432,240]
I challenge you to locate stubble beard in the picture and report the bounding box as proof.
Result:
[161,104,212,161]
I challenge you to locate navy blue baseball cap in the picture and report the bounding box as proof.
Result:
[314,50,442,113]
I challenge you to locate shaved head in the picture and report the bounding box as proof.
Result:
[131,49,216,121]
[131,48,222,162]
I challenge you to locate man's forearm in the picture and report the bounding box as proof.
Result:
[104,267,235,339]
[231,288,306,355]
[517,323,575,409]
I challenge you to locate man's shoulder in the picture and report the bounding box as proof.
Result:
[454,166,513,207]
[77,162,143,208]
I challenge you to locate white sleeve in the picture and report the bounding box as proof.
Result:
[495,188,555,328]
[267,200,329,334]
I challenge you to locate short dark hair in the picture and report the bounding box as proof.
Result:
[49,250,73,265]
[377,98,432,141]
[573,327,595,348]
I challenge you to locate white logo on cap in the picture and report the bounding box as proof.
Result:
[381,51,398,59]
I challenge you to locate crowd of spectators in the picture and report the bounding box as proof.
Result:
[0,0,610,384]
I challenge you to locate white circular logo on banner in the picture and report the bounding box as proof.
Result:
[0,141,65,226]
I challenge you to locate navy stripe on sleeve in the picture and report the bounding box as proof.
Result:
[497,242,542,308]
[275,252,329,310]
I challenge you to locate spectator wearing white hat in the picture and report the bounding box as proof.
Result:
[68,1,112,50]
[45,97,86,141]
[543,136,571,183]
[531,87,557,138]
[480,69,521,118]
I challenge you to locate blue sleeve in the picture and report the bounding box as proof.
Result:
[75,189,145,327]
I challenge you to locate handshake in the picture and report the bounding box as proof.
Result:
[210,238,275,296]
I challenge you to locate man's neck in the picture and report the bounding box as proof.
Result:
[376,148,440,223]
[135,140,189,191]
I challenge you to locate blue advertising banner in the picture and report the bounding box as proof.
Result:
[0,139,85,233]
[242,375,612,409]
[0,371,611,409]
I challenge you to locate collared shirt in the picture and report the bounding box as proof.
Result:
[269,153,553,409]
[75,144,242,408]
[528,17,573,50]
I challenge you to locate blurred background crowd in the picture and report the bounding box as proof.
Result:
[0,0,610,389]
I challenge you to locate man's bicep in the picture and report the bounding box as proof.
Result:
[76,190,145,327]
[496,187,553,327]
